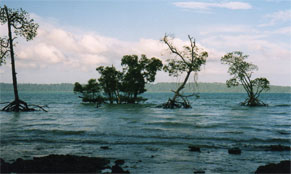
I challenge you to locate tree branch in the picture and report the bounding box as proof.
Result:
[163,35,189,66]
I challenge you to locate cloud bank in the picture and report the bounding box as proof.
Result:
[0,14,290,85]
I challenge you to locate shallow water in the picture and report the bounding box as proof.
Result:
[0,92,290,173]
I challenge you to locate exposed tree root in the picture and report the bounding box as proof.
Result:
[162,96,192,109]
[1,100,48,112]
[241,97,268,107]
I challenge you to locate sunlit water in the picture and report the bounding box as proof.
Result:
[0,92,290,173]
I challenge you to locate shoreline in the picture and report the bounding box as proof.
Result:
[0,154,129,174]
[1,154,290,173]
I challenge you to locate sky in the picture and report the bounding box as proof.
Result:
[0,0,290,86]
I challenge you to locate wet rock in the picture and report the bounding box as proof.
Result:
[115,159,125,165]
[255,160,290,174]
[228,147,241,155]
[0,154,110,173]
[112,164,130,173]
[100,146,110,150]
[189,146,201,152]
[0,158,9,173]
[267,145,291,151]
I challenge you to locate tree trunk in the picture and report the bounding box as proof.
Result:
[163,70,192,109]
[171,70,192,102]
[109,93,113,104]
[5,6,20,108]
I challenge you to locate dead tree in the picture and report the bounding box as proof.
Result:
[161,34,208,109]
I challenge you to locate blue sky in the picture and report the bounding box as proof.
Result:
[0,0,290,86]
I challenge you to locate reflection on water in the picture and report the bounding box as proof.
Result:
[0,92,290,173]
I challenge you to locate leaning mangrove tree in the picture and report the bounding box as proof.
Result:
[161,34,208,109]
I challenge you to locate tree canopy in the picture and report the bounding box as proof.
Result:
[74,54,163,106]
[74,79,103,106]
[0,5,38,65]
[96,66,123,104]
[221,51,270,106]
[121,54,163,103]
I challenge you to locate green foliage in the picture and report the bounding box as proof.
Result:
[96,66,122,104]
[74,54,163,105]
[0,5,39,65]
[73,79,103,105]
[73,82,83,93]
[221,51,270,106]
[162,35,208,77]
[120,54,163,103]
[161,34,208,108]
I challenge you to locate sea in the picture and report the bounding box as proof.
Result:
[0,92,290,174]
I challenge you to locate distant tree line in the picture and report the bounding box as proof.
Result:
[1,82,289,93]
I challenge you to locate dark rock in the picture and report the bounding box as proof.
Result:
[115,159,125,165]
[228,147,241,155]
[255,160,290,174]
[0,154,110,173]
[100,146,110,150]
[151,155,155,158]
[0,158,10,173]
[189,146,201,152]
[112,164,130,173]
[267,145,291,151]
[194,170,205,173]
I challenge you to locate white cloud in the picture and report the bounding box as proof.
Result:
[18,43,65,64]
[201,34,291,77]
[260,10,291,27]
[173,1,252,10]
[1,14,290,85]
[1,16,168,72]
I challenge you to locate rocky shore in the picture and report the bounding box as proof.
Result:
[0,154,129,173]
[255,160,290,174]
[0,148,290,173]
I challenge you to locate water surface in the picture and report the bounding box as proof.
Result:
[0,92,290,173]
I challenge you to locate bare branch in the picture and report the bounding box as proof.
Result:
[163,35,189,66]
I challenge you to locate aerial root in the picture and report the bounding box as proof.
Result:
[241,97,268,107]
[1,100,48,112]
[162,97,191,109]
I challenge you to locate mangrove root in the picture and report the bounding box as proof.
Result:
[162,98,191,109]
[1,100,48,112]
[241,97,268,107]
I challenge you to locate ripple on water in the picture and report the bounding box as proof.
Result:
[0,92,290,174]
